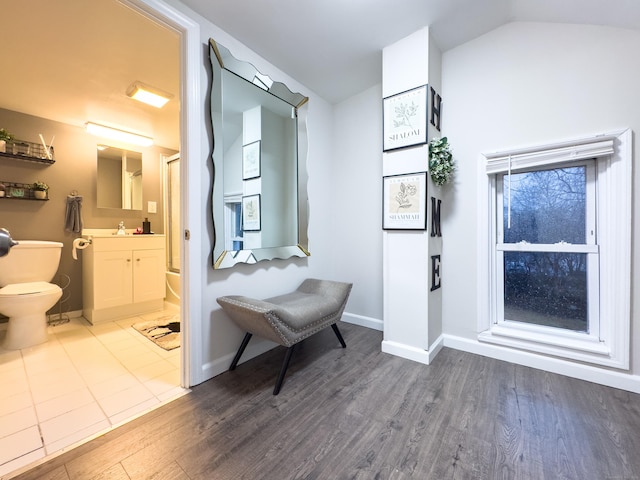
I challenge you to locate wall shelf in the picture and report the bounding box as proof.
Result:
[0,151,56,165]
[0,181,49,201]
[0,196,49,201]
[0,138,56,165]
[0,139,54,200]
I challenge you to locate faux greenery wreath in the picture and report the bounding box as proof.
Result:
[428,137,454,186]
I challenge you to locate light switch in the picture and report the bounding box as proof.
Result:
[148,201,157,213]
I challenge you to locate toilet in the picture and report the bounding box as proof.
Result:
[0,241,63,350]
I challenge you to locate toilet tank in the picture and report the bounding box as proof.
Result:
[0,241,63,287]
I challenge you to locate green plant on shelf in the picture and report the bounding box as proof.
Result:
[32,181,49,191]
[0,128,15,143]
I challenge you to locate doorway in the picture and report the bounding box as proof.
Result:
[123,0,203,389]
[0,0,202,475]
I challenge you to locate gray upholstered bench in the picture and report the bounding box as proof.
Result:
[217,278,353,394]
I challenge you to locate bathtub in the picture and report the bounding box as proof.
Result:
[165,270,180,305]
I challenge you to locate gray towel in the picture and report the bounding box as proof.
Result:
[65,195,83,233]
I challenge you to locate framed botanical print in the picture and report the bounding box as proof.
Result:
[242,140,261,180]
[382,172,427,230]
[383,85,428,152]
[242,194,261,231]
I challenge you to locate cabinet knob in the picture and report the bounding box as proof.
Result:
[126,258,131,262]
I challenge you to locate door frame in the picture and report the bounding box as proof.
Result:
[123,0,203,387]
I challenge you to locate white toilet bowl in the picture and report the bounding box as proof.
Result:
[0,240,63,350]
[0,282,62,349]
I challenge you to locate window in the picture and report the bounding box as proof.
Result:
[478,131,632,369]
[498,163,598,336]
[224,194,243,251]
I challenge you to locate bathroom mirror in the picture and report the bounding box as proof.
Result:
[209,38,309,269]
[96,146,143,210]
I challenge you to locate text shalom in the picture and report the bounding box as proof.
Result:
[389,129,420,141]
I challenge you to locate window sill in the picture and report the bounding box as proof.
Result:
[478,326,626,370]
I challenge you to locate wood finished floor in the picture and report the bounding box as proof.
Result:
[10,323,640,480]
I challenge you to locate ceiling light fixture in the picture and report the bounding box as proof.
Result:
[126,81,173,108]
[252,73,273,91]
[85,122,153,147]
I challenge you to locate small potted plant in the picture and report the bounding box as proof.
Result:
[0,128,15,154]
[32,181,49,200]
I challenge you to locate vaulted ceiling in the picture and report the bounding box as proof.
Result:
[1,0,638,151]
[184,0,640,103]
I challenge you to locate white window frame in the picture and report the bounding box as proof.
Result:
[223,193,243,251]
[496,161,600,344]
[477,130,632,369]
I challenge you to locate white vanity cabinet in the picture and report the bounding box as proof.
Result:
[82,235,165,324]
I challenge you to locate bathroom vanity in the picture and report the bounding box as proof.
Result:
[81,233,165,324]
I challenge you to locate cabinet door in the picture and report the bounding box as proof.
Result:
[94,251,133,309]
[133,248,165,303]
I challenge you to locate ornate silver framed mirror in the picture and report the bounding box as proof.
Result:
[209,39,309,269]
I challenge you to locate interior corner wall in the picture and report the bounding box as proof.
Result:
[330,84,384,329]
[441,22,640,376]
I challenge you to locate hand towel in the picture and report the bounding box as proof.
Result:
[65,195,83,233]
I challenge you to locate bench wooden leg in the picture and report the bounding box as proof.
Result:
[229,333,253,371]
[331,324,346,348]
[273,344,296,395]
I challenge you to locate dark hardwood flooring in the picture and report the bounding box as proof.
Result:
[10,323,640,480]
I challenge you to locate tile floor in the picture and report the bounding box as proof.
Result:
[0,306,187,478]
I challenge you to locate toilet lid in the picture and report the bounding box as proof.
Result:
[0,282,61,296]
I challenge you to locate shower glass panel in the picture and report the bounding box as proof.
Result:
[167,156,181,272]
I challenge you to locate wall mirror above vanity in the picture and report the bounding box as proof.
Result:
[96,146,143,210]
[209,38,310,269]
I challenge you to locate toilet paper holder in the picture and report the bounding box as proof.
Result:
[72,237,92,260]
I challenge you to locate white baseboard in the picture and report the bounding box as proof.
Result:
[199,314,383,382]
[201,337,277,380]
[200,313,383,381]
[201,313,383,379]
[381,335,444,365]
[342,312,383,331]
[443,334,640,394]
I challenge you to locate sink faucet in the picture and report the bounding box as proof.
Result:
[117,221,126,235]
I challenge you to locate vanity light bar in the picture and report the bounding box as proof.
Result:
[85,122,153,147]
[126,82,173,108]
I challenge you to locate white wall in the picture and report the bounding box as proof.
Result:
[330,84,384,328]
[441,22,640,376]
[160,0,344,382]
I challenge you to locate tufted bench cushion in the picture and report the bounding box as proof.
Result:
[217,279,352,347]
[217,278,353,394]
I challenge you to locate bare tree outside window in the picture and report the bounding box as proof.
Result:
[501,166,589,332]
